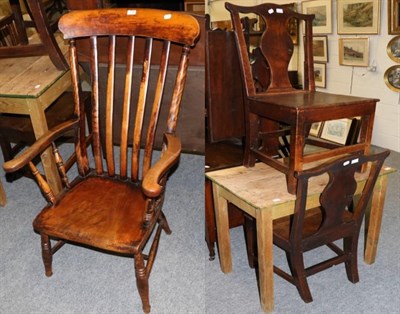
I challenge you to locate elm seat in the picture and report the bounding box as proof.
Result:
[33,176,148,253]
[3,8,200,313]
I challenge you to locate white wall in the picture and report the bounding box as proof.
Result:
[207,0,400,152]
[322,0,400,152]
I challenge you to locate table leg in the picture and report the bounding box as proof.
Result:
[359,113,375,173]
[0,179,6,206]
[364,174,388,264]
[205,179,216,260]
[28,99,63,195]
[212,183,232,273]
[256,209,274,313]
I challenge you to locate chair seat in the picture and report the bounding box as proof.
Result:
[248,91,377,119]
[33,176,149,254]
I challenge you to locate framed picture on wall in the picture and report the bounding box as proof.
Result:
[387,35,400,63]
[389,0,400,34]
[301,0,332,34]
[314,63,326,88]
[312,35,329,62]
[339,37,369,67]
[384,65,400,92]
[320,119,353,145]
[337,0,380,34]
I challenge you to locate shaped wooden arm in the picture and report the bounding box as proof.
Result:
[2,119,79,173]
[142,133,181,198]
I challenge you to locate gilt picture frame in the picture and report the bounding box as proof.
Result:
[312,35,329,62]
[339,37,369,67]
[389,0,400,34]
[384,65,400,92]
[387,35,400,63]
[302,0,332,34]
[337,0,380,34]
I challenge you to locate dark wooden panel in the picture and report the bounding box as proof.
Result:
[205,29,245,143]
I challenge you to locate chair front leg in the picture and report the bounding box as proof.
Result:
[40,234,53,277]
[134,253,150,313]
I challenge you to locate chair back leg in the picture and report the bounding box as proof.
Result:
[344,236,360,283]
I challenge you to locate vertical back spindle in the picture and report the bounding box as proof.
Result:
[69,39,89,176]
[90,36,103,174]
[142,40,171,178]
[120,36,135,180]
[105,35,116,176]
[166,45,190,134]
[131,37,152,181]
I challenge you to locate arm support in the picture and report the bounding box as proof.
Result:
[3,119,79,173]
[142,133,181,198]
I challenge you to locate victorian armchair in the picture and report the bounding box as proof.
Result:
[3,8,199,313]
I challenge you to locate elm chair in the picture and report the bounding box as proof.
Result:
[3,8,200,313]
[272,150,390,302]
[226,2,379,194]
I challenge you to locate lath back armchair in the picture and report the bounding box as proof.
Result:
[3,8,200,313]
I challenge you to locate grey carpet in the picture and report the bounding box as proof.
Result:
[0,146,399,314]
